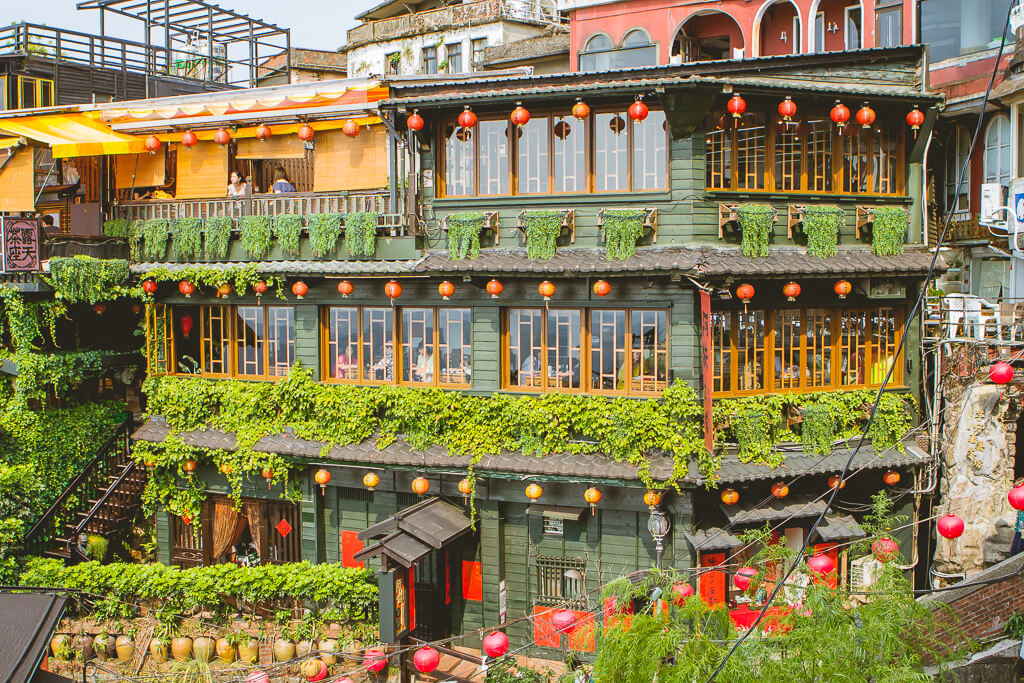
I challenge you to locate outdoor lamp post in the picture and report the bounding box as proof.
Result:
[647,508,671,569]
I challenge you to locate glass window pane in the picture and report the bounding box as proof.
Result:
[840,311,868,386]
[201,305,230,375]
[439,308,472,385]
[774,310,801,390]
[807,117,833,192]
[595,112,629,192]
[590,309,625,391]
[547,310,581,390]
[736,311,765,392]
[444,123,475,196]
[872,128,899,194]
[363,307,394,381]
[705,115,732,190]
[509,309,543,389]
[327,307,359,380]
[445,43,462,73]
[630,310,668,393]
[805,309,832,388]
[235,306,265,377]
[633,110,667,190]
[711,311,732,393]
[736,113,766,190]
[843,131,870,193]
[552,115,585,192]
[479,119,509,195]
[402,308,435,384]
[870,307,899,384]
[775,124,802,191]
[267,307,294,377]
[518,115,549,194]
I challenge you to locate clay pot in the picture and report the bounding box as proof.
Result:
[50,634,71,660]
[93,633,114,660]
[300,659,323,679]
[215,637,237,663]
[295,639,317,658]
[238,638,260,664]
[149,639,169,664]
[273,638,296,662]
[170,636,193,662]
[192,636,215,662]
[319,638,338,665]
[115,635,135,663]
[72,633,93,661]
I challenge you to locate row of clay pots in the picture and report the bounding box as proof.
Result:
[273,638,340,664]
[148,635,261,664]
[51,633,136,663]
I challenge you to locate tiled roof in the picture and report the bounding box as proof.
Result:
[816,515,866,543]
[131,416,676,481]
[697,248,941,276]
[130,258,427,276]
[722,495,829,526]
[684,528,744,552]
[414,247,704,274]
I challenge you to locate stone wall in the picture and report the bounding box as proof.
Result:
[922,552,1024,646]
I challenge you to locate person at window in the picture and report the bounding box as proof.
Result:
[227,170,250,198]
[371,341,394,380]
[617,349,651,390]
[412,341,433,383]
[520,351,542,385]
[272,166,296,194]
[450,349,471,381]
[335,342,357,379]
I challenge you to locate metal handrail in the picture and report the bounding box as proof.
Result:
[67,459,137,556]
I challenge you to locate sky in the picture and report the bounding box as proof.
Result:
[10,0,382,52]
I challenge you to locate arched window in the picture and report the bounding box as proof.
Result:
[622,29,651,48]
[584,34,613,52]
[984,114,1011,188]
[945,125,971,214]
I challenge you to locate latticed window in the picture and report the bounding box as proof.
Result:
[535,556,587,609]
[168,304,295,379]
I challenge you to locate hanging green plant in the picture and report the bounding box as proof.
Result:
[274,214,303,257]
[802,206,844,258]
[46,256,130,304]
[731,409,774,462]
[203,217,232,260]
[602,209,646,260]
[736,204,774,258]
[140,264,285,298]
[128,220,144,262]
[446,212,484,260]
[521,210,562,260]
[800,403,836,455]
[141,219,169,261]
[102,218,129,238]
[170,218,202,260]
[308,213,343,257]
[239,216,272,259]
[344,212,379,257]
[871,206,908,256]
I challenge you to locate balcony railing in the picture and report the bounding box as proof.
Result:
[924,294,1024,344]
[347,0,564,46]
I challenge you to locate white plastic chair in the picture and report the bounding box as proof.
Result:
[944,294,1000,340]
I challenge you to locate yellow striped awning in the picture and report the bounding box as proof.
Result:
[0,137,23,150]
[0,114,146,158]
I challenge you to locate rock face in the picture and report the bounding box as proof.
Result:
[936,382,1017,578]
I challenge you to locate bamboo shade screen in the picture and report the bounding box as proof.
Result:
[313,126,388,192]
[114,153,166,189]
[236,135,306,160]
[0,147,35,212]
[176,141,228,199]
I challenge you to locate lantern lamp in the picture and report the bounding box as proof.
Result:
[551,609,576,633]
[182,458,198,474]
[511,102,531,127]
[253,280,269,299]
[181,130,198,148]
[182,512,192,525]
[734,567,757,591]
[216,283,233,299]
[255,124,272,141]
[727,93,746,127]
[644,489,662,508]
[783,281,801,301]
[872,537,898,563]
[906,105,925,138]
[142,278,158,294]
[486,279,503,298]
[856,103,876,127]
[180,314,194,339]
[262,468,274,490]
[407,110,425,131]
[385,280,403,300]
[458,106,478,129]
[314,469,331,494]
[584,486,602,514]
[364,649,387,673]
[672,582,695,605]
[834,279,852,299]
[937,513,965,539]
[291,281,308,299]
[771,481,789,499]
[363,472,380,491]
[628,96,649,123]
[831,100,851,135]
[337,280,354,298]
[178,280,195,298]
[720,488,739,505]
[342,119,360,138]
[412,476,430,495]
[482,631,509,658]
[214,128,232,146]
[538,280,556,301]
[807,553,835,576]
[438,280,455,300]
[572,98,590,120]
[990,361,1014,385]
[219,462,233,476]
[413,647,440,673]
[593,280,611,297]
[736,283,755,304]
[778,96,797,122]
[458,478,472,499]
[828,474,846,490]
[883,469,901,486]
[297,123,315,141]
[1010,483,1024,511]
[144,135,162,153]
[92,302,107,315]
[525,483,543,500]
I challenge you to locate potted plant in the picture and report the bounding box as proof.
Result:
[71,631,93,662]
[215,631,244,663]
[237,630,261,664]
[149,635,170,664]
[319,636,338,665]
[115,627,137,663]
[273,625,297,663]
[93,628,114,660]
[294,619,317,658]
[192,633,216,662]
[170,630,193,662]
[50,633,73,661]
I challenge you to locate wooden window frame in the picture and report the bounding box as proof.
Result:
[0,75,7,111]
[320,306,472,389]
[705,108,906,196]
[146,303,173,376]
[502,307,669,396]
[170,304,295,380]
[439,106,669,198]
[711,305,904,397]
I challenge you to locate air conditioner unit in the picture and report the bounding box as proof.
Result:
[850,555,880,593]
[980,182,1008,228]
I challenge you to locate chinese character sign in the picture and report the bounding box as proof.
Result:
[1,218,39,272]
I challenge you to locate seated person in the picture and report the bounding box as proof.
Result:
[370,341,394,381]
[335,343,357,379]
[412,342,433,383]
[617,349,650,390]
[272,166,296,193]
[227,170,250,198]
[519,352,542,383]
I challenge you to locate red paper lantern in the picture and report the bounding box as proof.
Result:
[736,283,755,303]
[364,648,387,673]
[937,513,965,539]
[511,102,531,127]
[363,472,380,491]
[337,280,354,298]
[872,537,898,563]
[592,280,611,297]
[828,474,845,490]
[644,490,662,507]
[412,476,430,495]
[783,281,801,302]
[297,124,315,141]
[990,361,1014,385]
[486,279,503,298]
[385,280,403,300]
[342,119,360,138]
[220,462,233,475]
[525,483,543,500]
[584,486,602,513]
[216,283,232,299]
[572,99,590,120]
[778,96,797,122]
[720,488,739,505]
[883,469,901,486]
[131,303,142,314]
[672,582,695,605]
[734,567,757,591]
[182,458,197,473]
[856,103,876,127]
[144,135,162,153]
[458,478,472,497]
[834,279,852,299]
[407,110,425,132]
[213,128,232,146]
[255,124,272,141]
[771,481,789,499]
[142,279,158,294]
[253,280,269,297]
[262,468,274,489]
[181,512,192,525]
[538,280,555,300]
[727,94,746,126]
[628,97,649,123]
[807,553,835,576]
[458,106,478,129]
[181,130,198,148]
[92,302,107,315]
[830,100,851,135]
[482,631,509,658]
[438,280,455,300]
[178,280,195,298]
[291,281,308,299]
[314,468,331,493]
[180,314,194,338]
[906,105,925,138]
[413,647,440,673]
[1010,483,1024,511]
[551,609,576,633]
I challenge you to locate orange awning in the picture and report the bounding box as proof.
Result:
[0,114,146,158]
